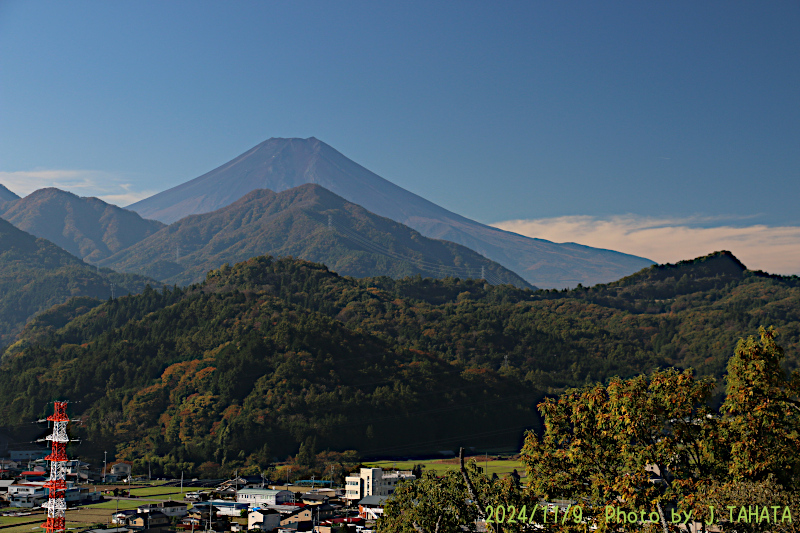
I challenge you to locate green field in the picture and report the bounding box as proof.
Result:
[365,457,525,478]
[128,485,185,497]
[78,499,143,510]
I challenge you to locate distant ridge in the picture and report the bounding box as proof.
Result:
[128,138,654,288]
[106,184,533,288]
[1,188,165,262]
[0,184,20,203]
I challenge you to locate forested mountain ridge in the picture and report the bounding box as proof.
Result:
[0,218,160,347]
[0,256,539,471]
[0,188,165,263]
[127,137,654,288]
[0,250,798,476]
[101,184,532,288]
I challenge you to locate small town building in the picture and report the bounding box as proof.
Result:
[126,510,171,530]
[9,448,48,462]
[205,499,249,516]
[0,479,15,500]
[248,508,281,530]
[112,510,139,524]
[159,500,189,517]
[358,495,389,520]
[110,462,132,479]
[344,468,415,503]
[8,483,46,507]
[237,488,294,506]
[280,504,336,527]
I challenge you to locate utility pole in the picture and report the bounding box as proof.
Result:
[103,451,107,483]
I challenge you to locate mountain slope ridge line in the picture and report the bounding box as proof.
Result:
[127,137,654,288]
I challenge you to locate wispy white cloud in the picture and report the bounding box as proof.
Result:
[0,169,156,206]
[492,215,800,276]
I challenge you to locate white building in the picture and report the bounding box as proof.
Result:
[344,468,415,503]
[248,509,281,530]
[8,483,46,507]
[236,488,294,507]
[110,462,132,479]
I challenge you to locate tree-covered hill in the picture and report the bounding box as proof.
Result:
[0,256,538,471]
[0,250,797,475]
[101,184,532,288]
[0,188,165,263]
[0,218,160,347]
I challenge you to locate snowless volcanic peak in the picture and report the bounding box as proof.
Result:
[128,137,654,288]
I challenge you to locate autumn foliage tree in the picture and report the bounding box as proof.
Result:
[522,327,800,532]
[522,368,716,532]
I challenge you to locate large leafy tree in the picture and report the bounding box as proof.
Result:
[522,368,716,532]
[695,327,800,532]
[720,327,800,486]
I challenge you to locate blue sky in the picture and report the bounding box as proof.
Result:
[1,1,799,273]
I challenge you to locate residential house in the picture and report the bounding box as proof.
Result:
[159,501,188,517]
[112,510,139,525]
[126,510,171,530]
[247,508,281,530]
[280,504,336,527]
[110,462,132,480]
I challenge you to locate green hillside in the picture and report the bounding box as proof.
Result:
[100,184,532,288]
[0,256,538,472]
[0,218,160,347]
[0,250,797,477]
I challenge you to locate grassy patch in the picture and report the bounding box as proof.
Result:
[128,486,184,497]
[78,499,142,511]
[365,457,525,477]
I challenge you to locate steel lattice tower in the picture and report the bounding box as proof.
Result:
[42,401,69,533]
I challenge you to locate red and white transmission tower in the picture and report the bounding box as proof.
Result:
[41,401,70,533]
